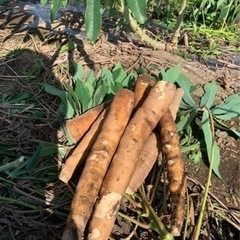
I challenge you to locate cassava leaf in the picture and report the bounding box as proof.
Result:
[65,84,81,114]
[85,0,102,43]
[112,61,127,84]
[92,84,107,106]
[126,0,147,24]
[121,71,136,89]
[176,73,197,108]
[44,84,74,118]
[200,81,217,108]
[101,68,115,94]
[73,62,83,83]
[74,80,92,113]
[213,116,240,137]
[86,70,96,88]
[50,0,63,22]
[177,109,197,131]
[161,64,181,83]
[211,94,240,120]
[201,109,221,178]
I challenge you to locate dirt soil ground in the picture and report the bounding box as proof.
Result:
[0,1,239,239]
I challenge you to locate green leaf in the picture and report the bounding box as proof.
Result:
[92,84,107,106]
[101,68,115,94]
[211,94,240,120]
[200,81,217,108]
[176,73,197,108]
[201,109,221,178]
[65,84,82,114]
[74,80,92,113]
[161,64,181,83]
[177,109,197,131]
[26,143,59,172]
[44,84,74,118]
[60,42,77,52]
[126,0,147,24]
[85,0,102,43]
[112,61,127,84]
[213,116,240,138]
[50,0,63,22]
[86,70,97,89]
[121,71,136,89]
[73,62,84,83]
[40,0,48,5]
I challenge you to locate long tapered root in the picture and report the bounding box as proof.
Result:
[158,109,186,236]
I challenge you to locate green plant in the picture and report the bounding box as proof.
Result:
[160,64,240,178]
[44,61,135,119]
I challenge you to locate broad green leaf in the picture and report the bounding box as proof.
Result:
[92,84,107,106]
[65,84,82,114]
[201,109,221,178]
[161,64,181,83]
[112,61,127,84]
[200,81,217,108]
[177,109,197,131]
[211,94,240,120]
[50,0,63,22]
[126,0,147,24]
[121,71,136,89]
[73,62,83,83]
[44,84,74,118]
[85,0,102,43]
[176,73,197,108]
[86,70,97,88]
[101,68,115,94]
[74,80,91,113]
[213,116,240,138]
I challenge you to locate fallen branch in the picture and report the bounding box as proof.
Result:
[62,89,134,240]
[87,81,176,240]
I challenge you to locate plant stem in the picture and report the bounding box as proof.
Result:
[171,0,187,44]
[193,107,215,240]
[116,0,171,50]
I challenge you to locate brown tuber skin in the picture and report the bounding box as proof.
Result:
[126,131,161,194]
[158,109,186,236]
[59,108,109,184]
[127,87,184,194]
[87,81,176,240]
[62,89,134,240]
[64,101,110,143]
